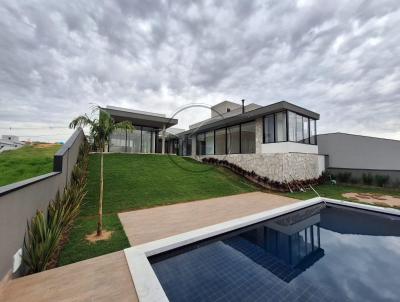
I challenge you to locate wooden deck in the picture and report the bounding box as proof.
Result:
[1,192,298,301]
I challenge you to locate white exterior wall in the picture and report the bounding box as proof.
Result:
[261,142,318,154]
[211,101,241,118]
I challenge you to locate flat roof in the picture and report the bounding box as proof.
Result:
[103,106,178,129]
[318,132,400,143]
[180,101,319,135]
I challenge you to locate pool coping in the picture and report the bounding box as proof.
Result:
[123,197,400,302]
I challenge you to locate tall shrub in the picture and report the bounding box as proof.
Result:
[375,175,390,187]
[362,173,374,186]
[336,172,352,183]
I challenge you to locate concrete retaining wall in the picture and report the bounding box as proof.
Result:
[196,153,319,182]
[318,133,400,171]
[0,128,85,280]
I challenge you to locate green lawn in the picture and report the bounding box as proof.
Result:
[282,183,400,204]
[59,154,257,265]
[0,144,61,186]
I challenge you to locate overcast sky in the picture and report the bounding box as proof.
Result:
[1,0,399,142]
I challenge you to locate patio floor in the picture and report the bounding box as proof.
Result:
[1,191,298,301]
[0,251,138,302]
[119,191,298,245]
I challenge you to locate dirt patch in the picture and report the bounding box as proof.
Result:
[85,230,113,243]
[34,143,59,149]
[343,192,400,207]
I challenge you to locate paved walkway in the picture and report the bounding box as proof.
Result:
[119,192,298,245]
[0,251,138,302]
[1,192,298,301]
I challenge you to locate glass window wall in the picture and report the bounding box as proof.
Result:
[205,131,214,155]
[264,114,275,143]
[142,127,154,153]
[110,125,159,153]
[127,128,141,153]
[196,133,206,155]
[215,128,226,155]
[303,117,309,144]
[275,112,287,142]
[288,111,296,142]
[241,121,256,154]
[296,114,303,143]
[266,111,317,145]
[310,119,317,145]
[109,128,126,152]
[227,125,240,154]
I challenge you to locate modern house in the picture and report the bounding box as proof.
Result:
[105,101,324,182]
[103,106,178,154]
[0,135,24,153]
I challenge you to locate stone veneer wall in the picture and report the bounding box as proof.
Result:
[196,153,319,182]
[255,117,263,154]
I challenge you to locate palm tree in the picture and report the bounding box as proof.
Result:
[69,106,133,236]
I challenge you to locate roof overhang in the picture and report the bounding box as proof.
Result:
[103,107,178,129]
[182,101,320,135]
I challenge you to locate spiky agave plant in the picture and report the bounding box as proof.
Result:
[47,184,86,235]
[22,211,63,273]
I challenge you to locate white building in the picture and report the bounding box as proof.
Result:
[0,135,24,153]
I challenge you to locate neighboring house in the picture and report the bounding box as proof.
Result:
[103,106,178,154]
[105,101,324,182]
[0,135,24,153]
[318,133,400,186]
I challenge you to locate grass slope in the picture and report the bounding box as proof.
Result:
[0,144,60,186]
[59,154,256,265]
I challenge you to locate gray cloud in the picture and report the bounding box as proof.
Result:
[0,0,399,142]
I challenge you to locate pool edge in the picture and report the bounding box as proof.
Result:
[124,197,400,302]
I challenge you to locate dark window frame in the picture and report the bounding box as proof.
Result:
[214,127,227,155]
[226,124,240,154]
[196,133,206,155]
[196,119,257,156]
[274,111,287,143]
[263,113,276,144]
[263,110,317,145]
[240,120,256,154]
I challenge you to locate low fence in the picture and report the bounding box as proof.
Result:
[0,128,85,280]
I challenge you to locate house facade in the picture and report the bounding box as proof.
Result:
[104,106,178,154]
[182,101,323,182]
[105,101,324,182]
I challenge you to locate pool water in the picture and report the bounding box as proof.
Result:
[150,204,400,302]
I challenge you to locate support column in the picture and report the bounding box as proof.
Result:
[255,117,263,154]
[161,124,166,154]
[191,135,196,157]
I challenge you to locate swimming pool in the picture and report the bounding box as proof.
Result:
[124,198,400,302]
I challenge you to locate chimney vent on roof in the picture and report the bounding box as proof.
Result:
[241,99,245,114]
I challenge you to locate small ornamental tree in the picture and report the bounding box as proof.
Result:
[69,107,133,236]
